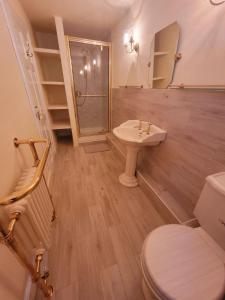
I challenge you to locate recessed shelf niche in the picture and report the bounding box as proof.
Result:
[34,28,76,142]
[149,21,180,88]
[38,55,64,82]
[49,110,71,130]
[42,85,67,107]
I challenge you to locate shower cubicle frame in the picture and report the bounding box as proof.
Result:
[66,36,112,141]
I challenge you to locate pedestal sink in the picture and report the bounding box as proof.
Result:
[113,120,167,187]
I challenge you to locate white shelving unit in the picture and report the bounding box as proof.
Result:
[34,38,73,141]
[32,18,78,145]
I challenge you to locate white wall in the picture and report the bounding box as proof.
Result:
[111,0,225,88]
[0,0,39,198]
[0,0,39,299]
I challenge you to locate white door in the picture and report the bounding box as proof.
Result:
[1,0,56,180]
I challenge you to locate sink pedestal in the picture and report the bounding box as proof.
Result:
[119,145,140,187]
[113,120,167,188]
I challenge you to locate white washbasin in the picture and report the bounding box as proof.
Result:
[113,120,167,187]
[113,124,166,146]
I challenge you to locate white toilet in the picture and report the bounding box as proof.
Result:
[141,172,225,300]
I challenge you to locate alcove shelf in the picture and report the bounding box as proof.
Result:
[149,21,180,88]
[47,105,68,110]
[153,77,165,81]
[49,109,70,130]
[51,121,71,130]
[154,51,168,56]
[40,81,65,85]
[34,47,60,56]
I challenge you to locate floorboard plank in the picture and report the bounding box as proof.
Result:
[47,142,166,299]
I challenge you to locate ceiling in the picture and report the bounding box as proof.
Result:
[19,0,136,40]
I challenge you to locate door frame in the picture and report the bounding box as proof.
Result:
[66,36,112,139]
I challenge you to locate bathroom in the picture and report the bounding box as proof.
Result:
[0,0,225,299]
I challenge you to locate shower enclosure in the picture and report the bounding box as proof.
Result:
[68,37,111,137]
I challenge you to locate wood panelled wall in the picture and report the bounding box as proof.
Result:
[112,88,225,220]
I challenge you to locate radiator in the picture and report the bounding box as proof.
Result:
[4,167,53,260]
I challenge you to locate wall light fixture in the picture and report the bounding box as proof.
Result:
[123,33,139,53]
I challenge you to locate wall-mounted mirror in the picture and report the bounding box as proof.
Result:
[148,22,180,89]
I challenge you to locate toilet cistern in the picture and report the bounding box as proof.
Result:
[113,120,167,187]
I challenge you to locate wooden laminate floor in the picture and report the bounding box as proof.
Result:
[48,141,165,300]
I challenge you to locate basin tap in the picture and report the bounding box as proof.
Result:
[134,120,143,130]
[142,122,152,134]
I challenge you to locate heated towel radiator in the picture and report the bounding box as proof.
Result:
[0,138,55,299]
[4,167,53,261]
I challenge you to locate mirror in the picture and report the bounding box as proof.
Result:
[148,22,180,88]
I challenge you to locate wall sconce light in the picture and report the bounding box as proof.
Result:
[123,33,139,53]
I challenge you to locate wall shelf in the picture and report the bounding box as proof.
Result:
[47,105,68,110]
[34,48,60,57]
[149,22,180,88]
[153,77,165,81]
[51,121,71,130]
[40,81,64,86]
[154,51,168,56]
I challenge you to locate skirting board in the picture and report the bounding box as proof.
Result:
[106,133,187,224]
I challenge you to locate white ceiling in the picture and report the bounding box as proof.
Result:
[19,0,136,40]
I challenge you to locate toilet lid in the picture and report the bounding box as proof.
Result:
[141,224,225,300]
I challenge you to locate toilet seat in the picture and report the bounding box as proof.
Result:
[141,224,225,300]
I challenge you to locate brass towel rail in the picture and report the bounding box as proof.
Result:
[0,213,53,298]
[0,138,52,207]
[0,137,55,298]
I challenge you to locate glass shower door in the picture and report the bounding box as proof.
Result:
[68,38,110,136]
